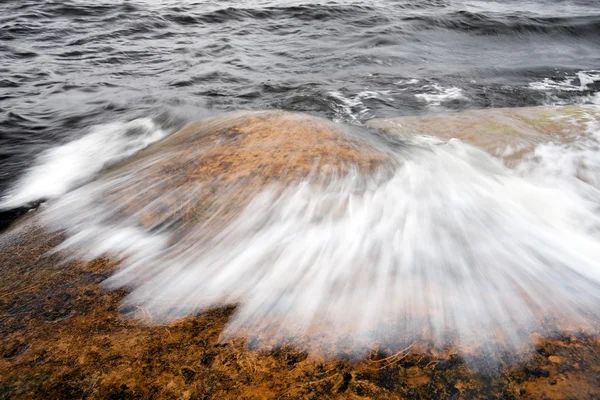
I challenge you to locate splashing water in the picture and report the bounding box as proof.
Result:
[0,118,168,210]
[415,84,470,106]
[36,110,600,361]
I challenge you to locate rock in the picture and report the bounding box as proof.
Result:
[366,105,600,164]
[3,110,600,400]
[548,356,562,364]
[118,110,388,180]
[73,110,390,232]
[180,366,197,384]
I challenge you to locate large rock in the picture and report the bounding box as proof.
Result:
[3,109,600,399]
[125,110,388,180]
[89,110,390,232]
[367,105,600,164]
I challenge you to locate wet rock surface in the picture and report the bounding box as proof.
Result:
[1,224,600,399]
[84,110,391,233]
[367,105,600,165]
[1,109,600,399]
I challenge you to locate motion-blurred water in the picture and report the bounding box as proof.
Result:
[2,0,600,360]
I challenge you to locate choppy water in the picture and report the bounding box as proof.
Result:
[2,0,600,361]
[2,0,600,199]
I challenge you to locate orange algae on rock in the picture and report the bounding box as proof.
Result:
[367,105,600,165]
[1,110,600,399]
[94,110,391,232]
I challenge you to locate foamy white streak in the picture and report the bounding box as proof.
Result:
[0,118,168,209]
[41,125,600,357]
[529,70,600,93]
[328,90,394,122]
[415,84,469,106]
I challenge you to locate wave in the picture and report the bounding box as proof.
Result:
[415,84,469,106]
[407,11,600,37]
[162,4,381,26]
[40,110,600,360]
[0,118,168,210]
[40,2,137,18]
[327,90,395,122]
[529,70,600,92]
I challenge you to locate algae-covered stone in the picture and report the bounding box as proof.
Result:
[367,105,600,163]
[120,110,388,180]
[58,110,391,233]
[3,109,600,399]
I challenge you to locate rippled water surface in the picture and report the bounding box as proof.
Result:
[2,0,600,195]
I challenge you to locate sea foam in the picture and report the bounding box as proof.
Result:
[39,115,600,359]
[0,118,168,210]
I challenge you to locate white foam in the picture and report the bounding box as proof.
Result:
[0,118,168,209]
[327,90,394,122]
[415,84,469,106]
[40,115,600,359]
[516,107,600,189]
[394,78,420,86]
[529,70,600,93]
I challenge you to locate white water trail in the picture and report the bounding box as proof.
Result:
[415,84,469,106]
[0,118,168,210]
[40,119,600,359]
[529,70,600,93]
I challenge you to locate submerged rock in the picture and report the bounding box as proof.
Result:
[2,108,600,399]
[96,110,390,229]
[367,105,600,164]
[118,110,389,179]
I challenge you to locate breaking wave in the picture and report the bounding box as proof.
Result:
[39,112,600,360]
[0,118,168,210]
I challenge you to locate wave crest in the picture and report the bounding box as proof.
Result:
[41,132,600,359]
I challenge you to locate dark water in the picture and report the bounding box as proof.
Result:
[1,0,600,201]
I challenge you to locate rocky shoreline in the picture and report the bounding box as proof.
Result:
[2,221,599,399]
[2,107,600,399]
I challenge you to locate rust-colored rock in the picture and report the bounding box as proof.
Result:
[367,105,600,164]
[2,110,600,399]
[132,110,388,179]
[2,223,600,399]
[96,110,390,231]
